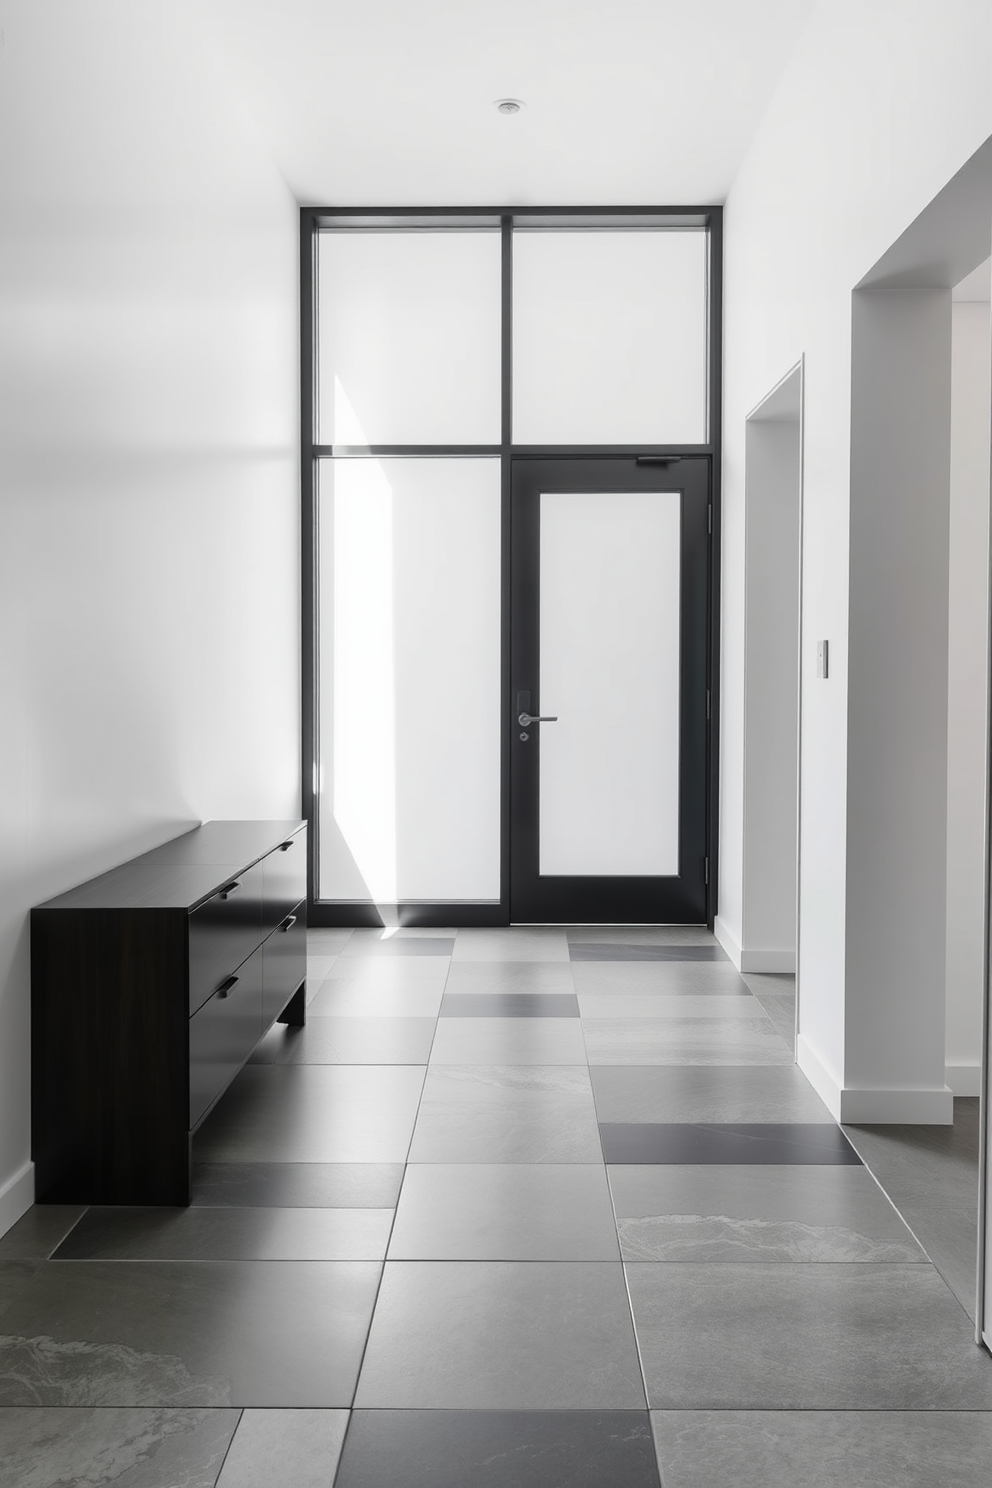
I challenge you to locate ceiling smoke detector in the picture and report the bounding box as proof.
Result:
[494,98,524,115]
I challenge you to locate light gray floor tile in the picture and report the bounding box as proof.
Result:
[308,929,355,952]
[355,1261,645,1408]
[650,1409,992,1488]
[54,1206,394,1262]
[573,962,751,995]
[0,1260,381,1406]
[444,962,576,995]
[339,937,454,958]
[591,1065,833,1123]
[749,993,796,1047]
[0,1406,239,1488]
[216,1407,349,1488]
[625,1262,992,1409]
[741,972,796,997]
[309,982,444,1019]
[429,1017,588,1065]
[194,1065,425,1163]
[882,1200,979,1319]
[453,929,570,962]
[566,927,713,946]
[251,1017,437,1064]
[578,993,766,1020]
[409,1066,603,1163]
[609,1166,925,1262]
[582,1017,793,1066]
[319,959,451,991]
[0,1206,85,1260]
[190,1162,404,1209]
[389,1165,620,1260]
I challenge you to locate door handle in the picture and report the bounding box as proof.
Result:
[518,713,558,726]
[215,974,240,999]
[279,915,297,932]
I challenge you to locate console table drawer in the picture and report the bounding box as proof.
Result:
[189,942,264,1127]
[262,830,307,930]
[188,858,265,1015]
[263,900,307,1026]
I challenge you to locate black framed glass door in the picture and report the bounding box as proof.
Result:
[509,456,710,923]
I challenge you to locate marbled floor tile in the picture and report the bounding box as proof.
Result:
[215,1407,349,1488]
[0,1406,239,1488]
[582,1017,793,1066]
[577,993,765,1020]
[53,1205,394,1262]
[452,929,570,962]
[650,1410,992,1488]
[335,1410,660,1488]
[355,1262,645,1408]
[440,991,579,1017]
[0,1260,381,1407]
[878,1199,978,1321]
[600,1123,861,1166]
[0,1206,85,1259]
[0,1260,38,1320]
[308,981,445,1019]
[339,937,454,957]
[408,1065,603,1164]
[590,1065,833,1124]
[625,1263,992,1409]
[843,1105,980,1194]
[250,1016,437,1065]
[572,962,751,996]
[428,1017,588,1066]
[565,927,713,946]
[570,944,728,962]
[608,1165,923,1262]
[388,1165,620,1260]
[193,1065,426,1164]
[443,962,576,996]
[190,1162,403,1209]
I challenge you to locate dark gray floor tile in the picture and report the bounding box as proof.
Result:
[53,1205,393,1261]
[609,1165,923,1261]
[571,943,728,962]
[0,1260,38,1320]
[0,1206,86,1260]
[749,992,796,1047]
[428,1017,588,1065]
[193,1065,425,1163]
[355,1261,645,1408]
[251,1016,437,1064]
[336,1410,660,1488]
[339,937,454,957]
[566,927,712,946]
[309,980,445,1018]
[191,1162,403,1208]
[590,1065,833,1124]
[578,992,764,1019]
[600,1123,861,1165]
[444,962,576,995]
[583,1016,792,1065]
[573,962,752,995]
[409,1065,602,1163]
[0,1260,381,1406]
[440,991,579,1017]
[650,1410,992,1488]
[0,1406,239,1488]
[388,1165,620,1260]
[216,1408,348,1488]
[626,1263,992,1408]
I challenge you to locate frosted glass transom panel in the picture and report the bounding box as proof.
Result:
[513,231,707,444]
[539,490,681,876]
[317,232,501,445]
[318,458,501,902]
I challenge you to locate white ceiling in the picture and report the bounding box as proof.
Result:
[203,0,816,206]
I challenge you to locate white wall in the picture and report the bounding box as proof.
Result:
[720,0,992,1119]
[0,2,301,1233]
[946,295,992,1092]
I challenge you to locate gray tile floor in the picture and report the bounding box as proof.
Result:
[1,928,989,1486]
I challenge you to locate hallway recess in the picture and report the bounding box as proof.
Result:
[1,927,991,1485]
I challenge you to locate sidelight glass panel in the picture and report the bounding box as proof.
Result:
[317,232,502,445]
[318,457,501,902]
[539,490,681,876]
[513,230,707,444]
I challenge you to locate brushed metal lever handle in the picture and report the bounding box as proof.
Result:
[518,713,558,726]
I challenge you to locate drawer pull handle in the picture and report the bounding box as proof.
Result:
[279,915,297,932]
[279,841,295,852]
[218,880,241,900]
[215,974,240,999]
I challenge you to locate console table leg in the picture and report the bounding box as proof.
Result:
[277,981,307,1028]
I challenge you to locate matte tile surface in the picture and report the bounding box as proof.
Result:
[565,927,712,946]
[54,1205,394,1261]
[309,981,445,1018]
[190,1162,404,1209]
[582,1016,792,1065]
[441,991,579,1017]
[590,1065,833,1124]
[215,1408,349,1488]
[355,1262,645,1408]
[626,1263,992,1408]
[452,929,570,962]
[389,1165,619,1260]
[609,1165,923,1261]
[0,1261,38,1320]
[251,1016,437,1064]
[577,993,765,1020]
[573,962,751,995]
[0,1406,239,1488]
[600,1122,861,1165]
[409,1065,603,1163]
[444,962,576,995]
[0,1207,84,1259]
[339,936,455,957]
[0,1260,381,1406]
[336,1410,661,1488]
[571,943,728,962]
[429,1017,588,1065]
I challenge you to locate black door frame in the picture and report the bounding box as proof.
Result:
[300,206,722,928]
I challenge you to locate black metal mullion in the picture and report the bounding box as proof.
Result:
[706,207,723,928]
[300,209,318,912]
[500,215,513,923]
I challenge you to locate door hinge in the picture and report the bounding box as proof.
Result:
[704,857,709,886]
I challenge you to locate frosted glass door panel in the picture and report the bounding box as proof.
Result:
[539,491,681,877]
[513,231,707,444]
[318,458,501,902]
[317,232,501,445]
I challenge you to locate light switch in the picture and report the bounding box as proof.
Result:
[817,640,829,679]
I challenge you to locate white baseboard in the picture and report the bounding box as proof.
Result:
[0,1161,34,1240]
[945,1063,982,1097]
[739,948,796,974]
[713,915,742,969]
[796,1037,955,1124]
[796,1034,843,1120]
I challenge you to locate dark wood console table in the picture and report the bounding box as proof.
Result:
[31,819,307,1205]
